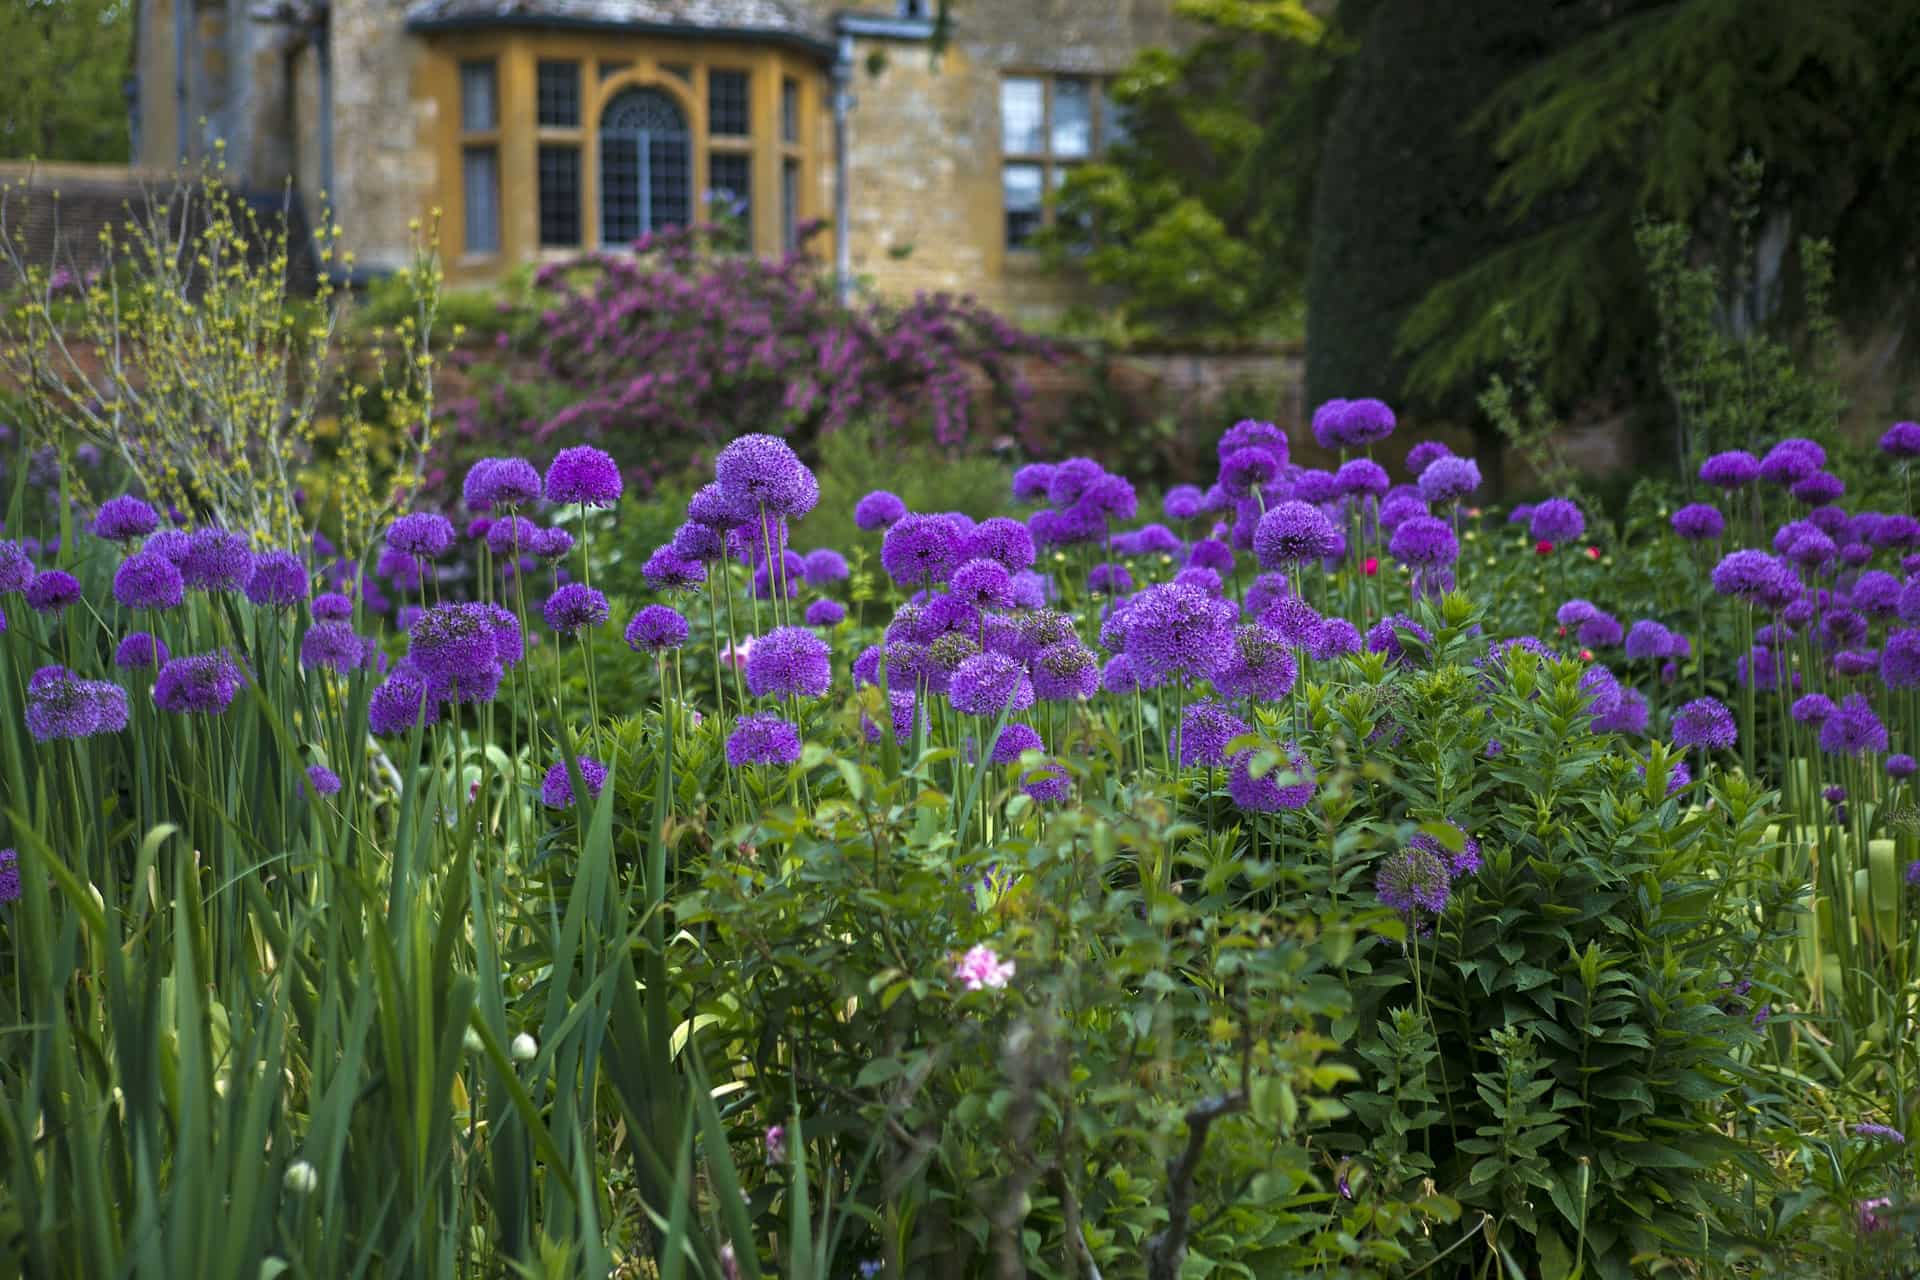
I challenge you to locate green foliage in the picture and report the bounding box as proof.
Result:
[1039,0,1329,339]
[804,423,1013,552]
[0,0,132,161]
[1400,0,1920,409]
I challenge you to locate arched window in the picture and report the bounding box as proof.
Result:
[599,88,691,245]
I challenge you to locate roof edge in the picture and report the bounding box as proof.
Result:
[404,11,835,59]
[834,10,934,41]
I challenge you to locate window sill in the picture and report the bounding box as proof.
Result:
[836,12,937,41]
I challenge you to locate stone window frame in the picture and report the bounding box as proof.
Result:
[998,70,1114,252]
[537,58,588,247]
[458,58,504,260]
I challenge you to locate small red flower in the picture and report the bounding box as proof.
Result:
[1535,540,1554,556]
[1555,625,1567,638]
[1585,546,1601,560]
[1362,556,1379,576]
[1579,649,1594,662]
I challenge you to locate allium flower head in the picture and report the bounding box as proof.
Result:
[989,722,1043,765]
[385,513,455,559]
[368,668,437,735]
[1217,622,1297,700]
[16,565,79,617]
[1126,523,1183,557]
[951,556,1015,607]
[1409,820,1481,877]
[153,652,245,715]
[1672,697,1737,750]
[1366,614,1432,668]
[881,513,959,588]
[715,433,819,518]
[686,482,750,530]
[1671,503,1724,541]
[114,631,169,668]
[409,603,502,680]
[1405,440,1451,475]
[1046,457,1105,508]
[531,526,574,561]
[854,489,908,531]
[949,651,1034,717]
[0,848,17,906]
[1879,421,1920,458]
[960,516,1036,572]
[544,445,624,506]
[1011,463,1057,503]
[541,756,610,807]
[1163,484,1206,522]
[726,712,803,766]
[0,540,32,593]
[800,547,849,588]
[1711,550,1797,608]
[1818,692,1888,756]
[1375,846,1451,917]
[1227,742,1314,810]
[112,551,183,610]
[1759,438,1825,486]
[1388,516,1459,568]
[1577,613,1623,648]
[1623,620,1674,661]
[1254,501,1339,568]
[1790,471,1845,504]
[1309,617,1362,661]
[1029,641,1100,701]
[1218,446,1279,496]
[1309,399,1351,450]
[953,944,1015,991]
[1417,455,1480,504]
[626,604,689,652]
[1175,700,1251,767]
[642,546,706,589]
[305,764,343,796]
[465,456,543,509]
[1701,450,1764,490]
[542,584,610,635]
[803,598,845,628]
[92,495,160,541]
[245,552,310,609]
[1218,418,1290,464]
[745,625,833,698]
[300,621,370,673]
[26,666,128,740]
[1101,653,1140,694]
[1121,582,1236,684]
[1880,629,1920,688]
[1528,499,1585,544]
[1887,753,1916,779]
[1335,457,1390,500]
[181,528,252,591]
[1593,685,1650,735]
[670,521,724,562]
[1086,562,1132,596]
[1188,537,1235,574]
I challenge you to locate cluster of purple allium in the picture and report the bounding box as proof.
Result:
[1029,642,1100,701]
[26,666,129,741]
[410,603,508,682]
[1310,618,1363,662]
[880,513,959,588]
[245,552,310,609]
[1310,397,1396,450]
[181,529,253,592]
[112,551,184,610]
[1711,550,1798,609]
[1758,438,1824,487]
[368,668,437,736]
[950,557,1014,608]
[465,456,543,509]
[1365,614,1432,668]
[114,632,169,668]
[1528,498,1585,545]
[727,712,803,766]
[153,652,245,715]
[1227,742,1315,811]
[949,651,1035,717]
[1818,692,1889,756]
[542,756,610,807]
[626,604,690,652]
[1670,503,1725,541]
[1672,697,1738,751]
[1387,516,1458,568]
[1335,458,1390,500]
[1253,502,1339,569]
[1217,623,1298,701]
[1416,455,1480,504]
[746,626,833,698]
[305,764,343,796]
[1120,582,1236,685]
[1174,701,1250,768]
[299,621,371,673]
[92,495,160,541]
[386,513,456,559]
[1375,845,1451,920]
[543,584,611,635]
[26,570,81,614]
[545,445,624,507]
[989,722,1044,765]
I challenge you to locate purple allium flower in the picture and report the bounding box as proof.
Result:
[717,433,820,519]
[544,445,624,507]
[1671,697,1737,751]
[1045,458,1105,509]
[1173,566,1223,595]
[466,516,493,541]
[989,722,1044,765]
[368,668,437,735]
[960,516,1036,573]
[726,712,803,766]
[1011,463,1057,504]
[1163,484,1206,522]
[1851,570,1903,618]
[1174,700,1251,767]
[1218,445,1279,497]
[0,848,16,905]
[531,526,574,561]
[1670,503,1725,541]
[1227,742,1315,811]
[1405,440,1452,475]
[92,495,159,541]
[745,625,832,698]
[542,584,610,635]
[1711,550,1797,607]
[1409,820,1481,878]
[1074,473,1138,523]
[1219,418,1290,463]
[0,540,32,593]
[948,557,1013,608]
[24,569,80,614]
[1823,784,1849,806]
[299,621,371,672]
[1818,692,1888,756]
[466,457,543,509]
[641,547,706,589]
[1339,398,1397,446]
[1188,537,1235,574]
[948,651,1034,717]
[1121,582,1237,684]
[1824,608,1870,648]
[1528,498,1585,544]
[114,631,169,668]
[244,552,310,609]
[25,666,127,740]
[854,490,908,531]
[485,515,537,558]
[376,547,423,591]
[1334,457,1390,500]
[1879,421,1920,458]
[1254,501,1339,569]
[1417,455,1481,504]
[751,549,805,600]
[1635,757,1692,796]
[1378,491,1429,534]
[801,548,850,589]
[1020,762,1072,804]
[1375,846,1450,917]
[863,686,919,745]
[541,756,610,807]
[1086,561,1133,596]
[1101,653,1140,694]
[852,644,884,687]
[1243,572,1290,621]
[305,764,343,796]
[1852,1123,1906,1145]
[1506,504,1535,525]
[880,513,959,589]
[1289,469,1339,505]
[804,598,846,627]
[1579,665,1623,722]
[625,604,690,652]
[1890,753,1917,779]
[312,591,354,622]
[153,652,244,715]
[1029,641,1101,701]
[1365,614,1433,668]
[670,521,725,562]
[1785,529,1837,569]
[1217,623,1297,701]
[1737,645,1791,691]
[1577,613,1624,648]
[111,551,183,610]
[1593,685,1650,735]
[1125,523,1184,557]
[1758,438,1825,486]
[181,529,253,592]
[921,592,981,638]
[1790,471,1845,504]
[1387,515,1459,568]
[1309,399,1351,450]
[1791,693,1836,724]
[1309,617,1362,661]
[1624,620,1674,661]
[1881,629,1920,688]
[409,603,502,682]
[385,513,455,559]
[686,482,750,531]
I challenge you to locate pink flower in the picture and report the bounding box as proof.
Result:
[1362,556,1379,576]
[721,635,756,668]
[952,944,1015,991]
[1858,1196,1894,1233]
[689,709,705,727]
[764,1124,786,1165]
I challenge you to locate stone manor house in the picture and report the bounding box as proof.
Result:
[125,0,1184,321]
